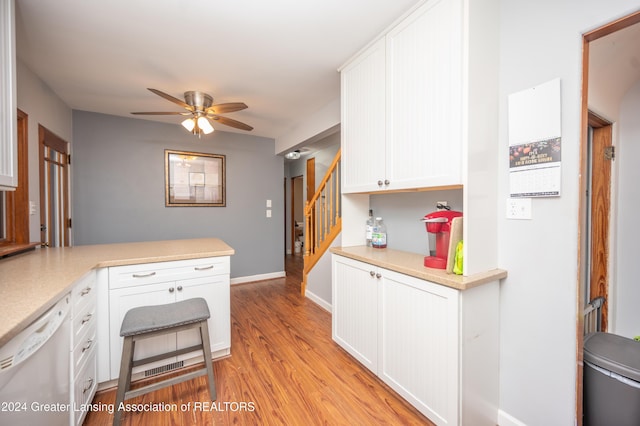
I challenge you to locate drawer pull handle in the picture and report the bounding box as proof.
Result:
[169,287,175,293]
[377,180,383,186]
[369,271,375,277]
[132,272,156,278]
[177,285,183,291]
[83,378,94,394]
[82,339,93,353]
[80,287,92,296]
[194,265,214,271]
[376,273,382,279]
[81,313,93,324]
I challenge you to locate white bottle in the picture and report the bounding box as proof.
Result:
[366,209,374,247]
[371,217,387,249]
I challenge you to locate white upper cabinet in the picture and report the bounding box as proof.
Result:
[0,0,17,190]
[341,39,386,193]
[385,0,462,190]
[341,0,463,194]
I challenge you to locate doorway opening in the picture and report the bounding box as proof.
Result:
[39,125,71,247]
[291,175,304,256]
[577,9,640,424]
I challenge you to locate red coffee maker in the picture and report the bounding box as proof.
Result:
[421,210,462,269]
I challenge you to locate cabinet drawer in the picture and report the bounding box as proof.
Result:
[71,270,97,311]
[72,297,96,344]
[73,348,97,426]
[109,256,230,289]
[73,321,96,371]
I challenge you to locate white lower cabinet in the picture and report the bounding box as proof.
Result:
[332,254,379,371]
[70,270,98,426]
[332,254,499,426]
[104,257,231,381]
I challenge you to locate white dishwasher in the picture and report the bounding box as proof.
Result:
[0,294,71,426]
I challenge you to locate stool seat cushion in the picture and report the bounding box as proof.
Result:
[120,297,211,337]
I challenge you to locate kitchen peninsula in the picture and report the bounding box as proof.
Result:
[0,238,234,347]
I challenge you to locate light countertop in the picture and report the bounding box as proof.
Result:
[330,246,507,290]
[0,238,234,347]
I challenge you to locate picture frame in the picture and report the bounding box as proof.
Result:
[165,149,225,207]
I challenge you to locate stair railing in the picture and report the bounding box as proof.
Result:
[302,150,341,295]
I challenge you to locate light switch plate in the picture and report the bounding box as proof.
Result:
[506,198,532,220]
[266,209,272,218]
[266,199,272,208]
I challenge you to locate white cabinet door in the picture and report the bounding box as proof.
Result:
[0,0,17,189]
[341,38,387,193]
[379,268,459,426]
[109,282,175,378]
[331,255,379,372]
[385,0,463,189]
[176,274,231,359]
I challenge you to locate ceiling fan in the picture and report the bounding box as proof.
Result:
[131,88,253,136]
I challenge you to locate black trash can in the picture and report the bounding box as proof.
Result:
[584,332,640,426]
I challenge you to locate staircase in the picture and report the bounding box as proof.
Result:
[302,150,341,296]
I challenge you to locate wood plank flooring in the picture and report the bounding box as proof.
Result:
[84,254,432,425]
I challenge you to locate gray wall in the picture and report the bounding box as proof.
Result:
[72,110,284,279]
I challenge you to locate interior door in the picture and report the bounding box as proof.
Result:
[587,114,613,331]
[39,125,71,247]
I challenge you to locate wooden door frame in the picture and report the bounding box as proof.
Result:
[38,125,71,247]
[1,109,30,253]
[577,9,640,425]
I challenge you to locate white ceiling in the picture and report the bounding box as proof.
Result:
[15,0,419,140]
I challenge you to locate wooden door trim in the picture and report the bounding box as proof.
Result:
[0,109,30,255]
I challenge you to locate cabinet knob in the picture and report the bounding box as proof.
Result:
[177,285,183,291]
[377,180,383,187]
[376,273,382,279]
[370,270,375,277]
[169,287,175,293]
[384,179,390,186]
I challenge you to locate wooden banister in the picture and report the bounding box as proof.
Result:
[301,150,341,296]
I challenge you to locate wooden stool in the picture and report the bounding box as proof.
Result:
[113,297,216,425]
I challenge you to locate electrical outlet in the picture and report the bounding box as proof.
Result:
[436,201,448,211]
[506,198,532,220]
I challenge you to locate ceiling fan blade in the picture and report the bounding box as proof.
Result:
[147,88,194,111]
[210,115,254,131]
[205,102,248,115]
[131,111,190,115]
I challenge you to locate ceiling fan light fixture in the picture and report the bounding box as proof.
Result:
[285,150,301,160]
[198,116,214,135]
[181,118,196,132]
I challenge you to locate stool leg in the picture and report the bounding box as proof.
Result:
[199,320,217,401]
[114,336,135,426]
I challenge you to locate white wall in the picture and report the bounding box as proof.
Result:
[16,59,73,242]
[498,1,640,425]
[615,80,640,338]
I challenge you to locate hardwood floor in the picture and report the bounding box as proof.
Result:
[84,254,432,425]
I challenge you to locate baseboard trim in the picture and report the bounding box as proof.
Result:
[230,271,286,285]
[498,409,527,426]
[305,290,332,313]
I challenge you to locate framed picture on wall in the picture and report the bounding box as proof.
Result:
[165,149,225,207]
